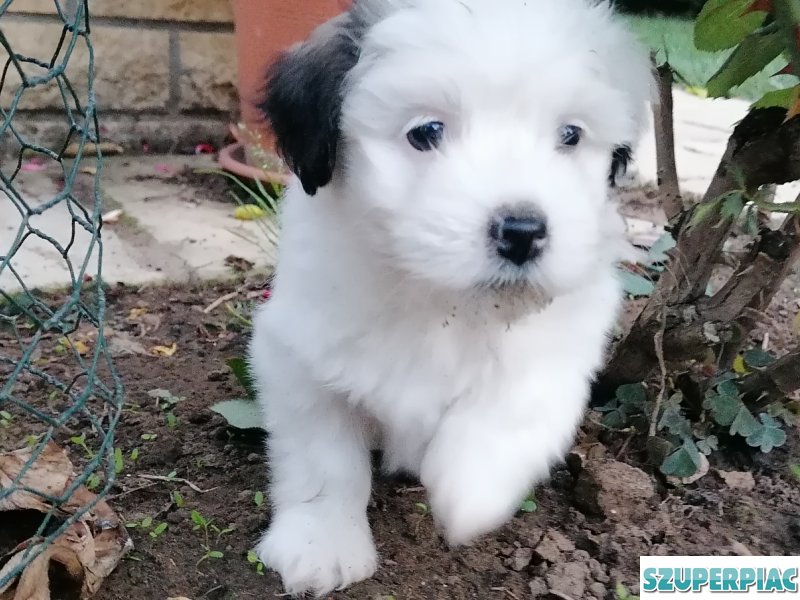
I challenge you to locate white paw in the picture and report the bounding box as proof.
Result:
[424,468,523,546]
[256,507,378,597]
[421,436,541,546]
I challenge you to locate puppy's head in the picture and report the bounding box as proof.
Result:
[262,0,653,297]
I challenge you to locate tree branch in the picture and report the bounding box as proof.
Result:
[653,63,683,221]
[603,110,800,388]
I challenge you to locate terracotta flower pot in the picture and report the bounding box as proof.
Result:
[223,0,350,182]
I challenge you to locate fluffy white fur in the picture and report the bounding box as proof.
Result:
[249,0,653,595]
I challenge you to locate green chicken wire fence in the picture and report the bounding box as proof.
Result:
[0,0,123,588]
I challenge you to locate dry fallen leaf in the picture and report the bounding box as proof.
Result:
[233,205,267,221]
[62,142,124,158]
[127,307,148,320]
[150,342,177,357]
[57,337,90,356]
[0,443,132,599]
[224,255,255,273]
[717,469,756,492]
[101,209,124,225]
[106,330,149,357]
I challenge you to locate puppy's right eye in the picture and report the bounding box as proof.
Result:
[407,121,445,151]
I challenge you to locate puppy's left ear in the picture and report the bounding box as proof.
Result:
[609,144,632,187]
[260,15,361,196]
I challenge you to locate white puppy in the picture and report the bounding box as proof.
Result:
[249,0,652,595]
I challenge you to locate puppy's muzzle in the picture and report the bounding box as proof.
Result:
[489,204,548,267]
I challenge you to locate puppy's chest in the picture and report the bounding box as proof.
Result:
[328,310,514,414]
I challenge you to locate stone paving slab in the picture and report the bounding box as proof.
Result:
[2,88,796,294]
[1,155,276,294]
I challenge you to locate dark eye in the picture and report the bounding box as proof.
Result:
[559,124,583,147]
[407,121,445,151]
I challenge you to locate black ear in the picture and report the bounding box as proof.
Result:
[609,144,632,187]
[259,16,361,196]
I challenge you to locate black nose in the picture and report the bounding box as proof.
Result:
[490,215,548,266]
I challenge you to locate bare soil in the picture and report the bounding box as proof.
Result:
[1,271,799,599]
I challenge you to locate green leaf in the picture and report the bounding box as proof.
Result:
[646,232,677,264]
[660,439,703,478]
[247,550,260,564]
[597,399,628,428]
[790,464,800,483]
[730,404,760,438]
[694,0,768,51]
[743,348,775,368]
[227,357,257,399]
[615,582,640,600]
[753,85,800,109]
[767,402,795,426]
[658,404,693,440]
[708,393,741,427]
[208,550,224,559]
[689,192,732,228]
[151,522,168,537]
[171,491,185,508]
[618,269,655,297]
[717,379,740,398]
[520,495,538,513]
[706,31,784,97]
[210,399,264,430]
[191,510,206,527]
[697,435,719,455]
[141,516,153,529]
[616,383,647,408]
[746,413,787,452]
[719,190,747,220]
[114,447,124,474]
[254,491,265,507]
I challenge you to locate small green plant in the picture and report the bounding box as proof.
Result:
[616,582,640,600]
[148,388,185,411]
[171,490,186,508]
[114,447,124,474]
[247,550,266,575]
[519,493,538,514]
[86,473,101,491]
[211,358,263,430]
[141,433,157,441]
[130,448,139,462]
[165,412,178,429]
[191,510,234,565]
[196,165,282,261]
[126,515,168,540]
[414,502,429,516]
[149,522,168,540]
[254,491,265,507]
[0,410,11,427]
[602,348,790,479]
[69,433,96,459]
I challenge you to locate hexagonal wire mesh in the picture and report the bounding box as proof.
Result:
[0,0,124,588]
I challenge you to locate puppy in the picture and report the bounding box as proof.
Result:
[249,0,652,595]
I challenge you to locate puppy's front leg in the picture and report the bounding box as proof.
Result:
[254,352,376,596]
[420,379,587,545]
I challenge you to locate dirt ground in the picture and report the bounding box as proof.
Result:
[1,273,798,600]
[2,181,800,599]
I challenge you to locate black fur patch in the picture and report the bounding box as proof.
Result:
[259,15,363,196]
[609,144,633,187]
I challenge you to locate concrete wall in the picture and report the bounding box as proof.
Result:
[1,0,238,155]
